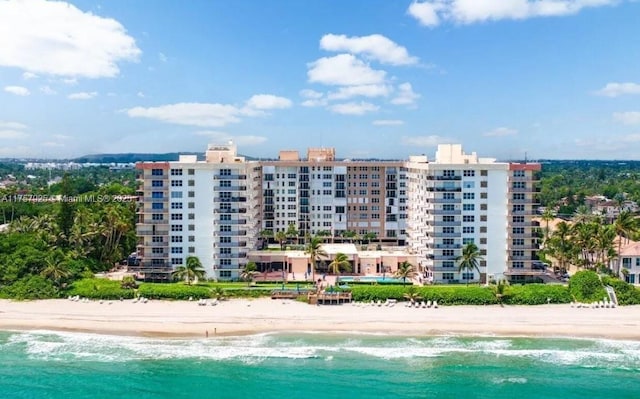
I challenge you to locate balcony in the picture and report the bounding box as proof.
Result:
[435,175,461,181]
[217,230,247,236]
[433,198,461,204]
[214,186,247,191]
[218,242,248,248]
[214,197,247,203]
[216,208,247,214]
[432,209,461,215]
[434,244,462,249]
[433,255,458,260]
[432,232,460,238]
[214,174,247,180]
[438,221,461,226]
[427,186,462,192]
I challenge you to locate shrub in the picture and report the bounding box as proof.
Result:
[0,275,60,300]
[601,276,640,305]
[419,286,497,305]
[222,287,273,298]
[138,283,211,300]
[67,278,135,300]
[503,284,571,305]
[569,270,606,303]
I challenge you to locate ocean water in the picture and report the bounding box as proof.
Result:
[1,330,639,399]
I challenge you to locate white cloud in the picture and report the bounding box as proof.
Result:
[40,85,57,95]
[301,99,328,107]
[613,111,640,125]
[391,83,420,105]
[620,133,640,143]
[137,91,145,98]
[63,78,78,85]
[129,103,243,127]
[408,1,444,27]
[0,129,28,139]
[300,89,324,99]
[373,119,405,126]
[328,102,379,115]
[246,94,292,110]
[159,52,168,63]
[401,135,449,146]
[0,0,140,78]
[308,54,386,86]
[194,130,267,146]
[4,85,30,96]
[595,82,640,97]
[320,34,418,65]
[327,84,392,100]
[408,0,619,26]
[22,71,38,80]
[68,91,98,100]
[483,127,518,137]
[0,121,27,130]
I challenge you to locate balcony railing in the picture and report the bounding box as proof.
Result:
[214,186,247,191]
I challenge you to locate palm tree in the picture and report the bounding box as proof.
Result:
[363,232,377,245]
[456,243,483,285]
[275,230,287,250]
[545,221,574,274]
[40,250,70,287]
[304,235,327,282]
[172,256,206,285]
[394,261,416,285]
[614,211,638,276]
[240,261,259,286]
[540,207,555,244]
[285,223,299,245]
[493,279,508,307]
[403,286,422,305]
[328,253,351,275]
[342,230,357,243]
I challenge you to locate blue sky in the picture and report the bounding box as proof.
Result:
[0,0,639,160]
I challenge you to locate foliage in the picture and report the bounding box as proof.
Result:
[137,283,211,300]
[121,275,138,289]
[0,275,60,300]
[67,278,135,300]
[456,243,483,284]
[328,253,351,274]
[394,261,416,285]
[222,287,273,298]
[172,256,206,285]
[568,270,606,303]
[502,284,572,305]
[240,262,258,286]
[601,276,640,305]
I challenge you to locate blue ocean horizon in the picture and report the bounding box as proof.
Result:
[1,330,639,398]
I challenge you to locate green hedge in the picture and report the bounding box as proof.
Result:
[67,278,135,300]
[222,288,273,298]
[503,284,571,305]
[568,270,606,303]
[602,277,640,305]
[0,275,60,300]
[138,283,211,300]
[351,286,498,305]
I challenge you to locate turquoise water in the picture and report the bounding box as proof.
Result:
[338,276,406,284]
[1,330,639,398]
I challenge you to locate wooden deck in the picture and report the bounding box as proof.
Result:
[308,292,352,305]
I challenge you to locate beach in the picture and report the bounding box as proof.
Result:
[1,298,639,340]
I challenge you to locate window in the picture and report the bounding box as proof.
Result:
[188,180,195,187]
[171,214,183,220]
[513,170,525,177]
[152,180,163,187]
[463,170,475,177]
[188,169,194,175]
[443,192,455,200]
[188,224,195,231]
[463,215,475,222]
[513,261,524,269]
[188,202,195,209]
[513,193,525,200]
[443,227,454,234]
[443,272,454,280]
[442,261,454,268]
[480,170,487,176]
[188,236,195,242]
[443,215,455,222]
[152,191,164,199]
[480,215,487,222]
[513,216,525,223]
[171,202,182,209]
[152,202,164,210]
[512,227,525,234]
[171,169,183,176]
[463,238,474,245]
[480,237,487,244]
[188,191,195,198]
[480,193,487,199]
[171,258,183,265]
[512,238,525,246]
[463,226,474,234]
[462,272,474,280]
[480,203,487,210]
[443,249,454,256]
[463,192,475,200]
[152,247,163,254]
[443,204,455,211]
[152,214,163,221]
[188,213,195,220]
[171,224,183,232]
[171,236,183,243]
[513,181,526,189]
[171,180,183,187]
[188,246,195,254]
[513,204,525,212]
[463,204,475,211]
[151,169,163,176]
[171,191,182,199]
[480,181,488,188]
[171,247,183,254]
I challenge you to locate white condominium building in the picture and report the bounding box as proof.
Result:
[135,142,261,281]
[135,142,540,283]
[406,144,540,284]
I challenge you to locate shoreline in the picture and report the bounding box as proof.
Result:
[2,299,639,341]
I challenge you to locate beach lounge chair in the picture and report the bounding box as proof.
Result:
[426,300,432,308]
[433,301,438,309]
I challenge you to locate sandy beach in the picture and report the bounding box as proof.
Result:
[1,298,639,340]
